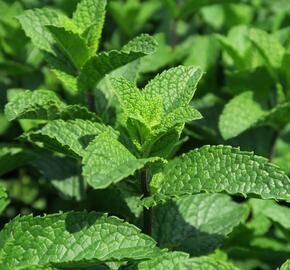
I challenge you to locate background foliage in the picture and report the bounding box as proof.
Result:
[1,0,290,269]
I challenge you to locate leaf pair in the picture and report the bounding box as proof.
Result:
[17,0,157,93]
[111,66,203,154]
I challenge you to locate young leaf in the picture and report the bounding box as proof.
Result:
[73,0,107,54]
[160,106,202,132]
[0,211,159,269]
[5,90,97,121]
[24,119,113,157]
[219,91,266,140]
[152,194,247,255]
[151,145,290,200]
[143,66,203,113]
[77,34,157,91]
[46,26,90,69]
[82,132,160,189]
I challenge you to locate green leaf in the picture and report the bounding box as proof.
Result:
[16,266,58,270]
[46,26,90,69]
[77,34,157,91]
[143,66,203,113]
[152,194,247,255]
[110,77,163,129]
[82,132,158,189]
[219,91,266,140]
[110,66,202,154]
[215,34,246,69]
[280,260,290,270]
[73,0,107,54]
[0,211,159,269]
[5,89,97,121]
[17,8,66,54]
[180,256,240,270]
[151,145,290,200]
[250,199,290,230]
[160,106,202,132]
[109,0,160,36]
[31,153,84,200]
[180,0,241,18]
[219,92,290,140]
[5,89,64,121]
[0,145,34,176]
[24,119,112,157]
[249,28,285,70]
[137,251,189,270]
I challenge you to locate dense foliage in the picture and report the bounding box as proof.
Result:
[1,0,290,269]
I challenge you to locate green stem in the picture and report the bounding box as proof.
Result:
[268,130,280,161]
[87,90,96,113]
[140,166,152,235]
[170,16,178,49]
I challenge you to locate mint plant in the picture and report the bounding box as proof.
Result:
[2,0,290,270]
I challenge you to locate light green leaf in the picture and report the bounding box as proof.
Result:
[82,132,157,189]
[5,89,96,121]
[249,28,285,69]
[137,251,189,270]
[219,92,290,140]
[160,106,202,132]
[110,67,202,154]
[24,119,112,158]
[219,91,266,140]
[143,66,203,113]
[110,77,163,129]
[17,8,65,54]
[0,211,159,269]
[77,34,157,91]
[250,199,290,230]
[280,260,290,270]
[215,34,246,69]
[5,89,64,121]
[46,26,90,69]
[151,145,290,200]
[152,194,247,255]
[180,256,240,270]
[73,0,107,54]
